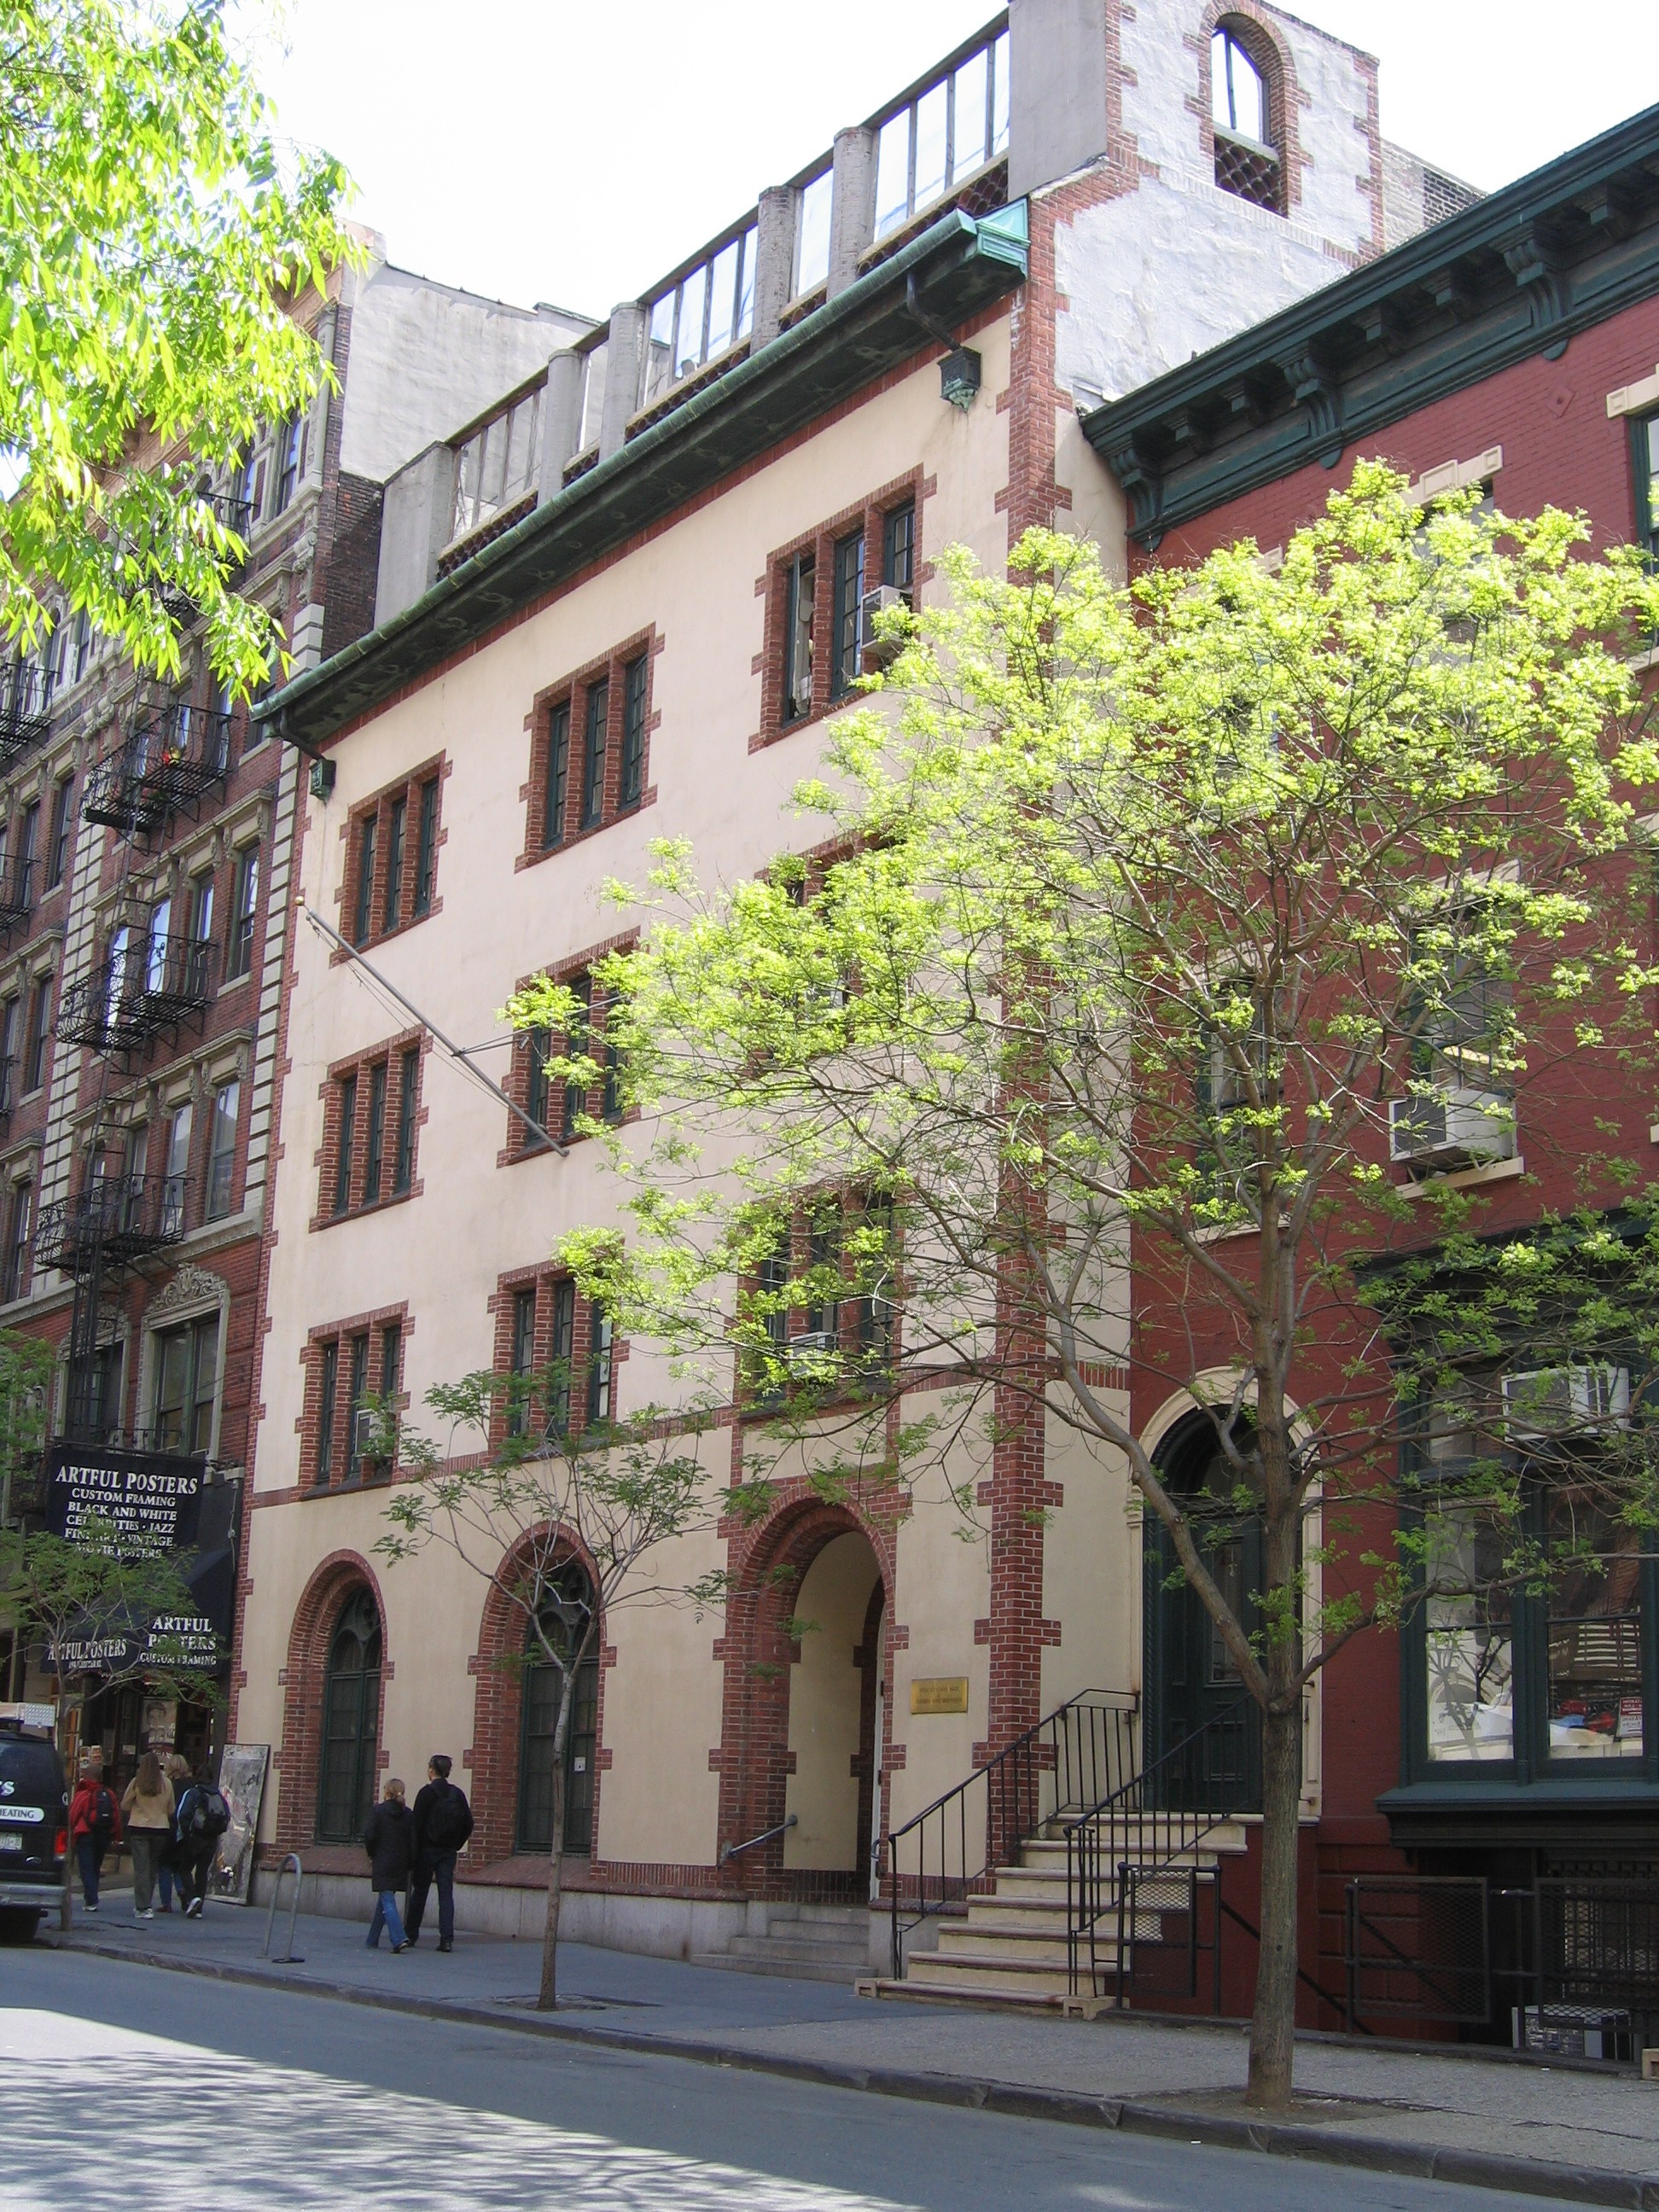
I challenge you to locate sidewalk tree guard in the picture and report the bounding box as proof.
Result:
[527,469,1659,2108]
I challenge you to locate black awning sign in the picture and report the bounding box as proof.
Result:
[46,1444,206,1558]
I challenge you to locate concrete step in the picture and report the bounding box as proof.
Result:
[940,1918,1159,1965]
[731,1918,870,1949]
[905,1949,1091,1997]
[1019,1819,1249,1863]
[689,1947,864,1985]
[725,1934,869,1967]
[764,1904,872,1929]
[858,1975,1115,2017]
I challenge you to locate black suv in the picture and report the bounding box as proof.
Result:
[0,1720,67,1941]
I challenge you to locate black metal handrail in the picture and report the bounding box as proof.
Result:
[35,1172,190,1273]
[883,1689,1138,1976]
[719,1813,798,1866]
[56,936,217,1057]
[83,704,231,837]
[1066,1692,1256,2000]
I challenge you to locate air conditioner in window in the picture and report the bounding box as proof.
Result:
[351,1406,384,1460]
[1388,1086,1514,1170]
[1502,1363,1631,1440]
[787,1329,840,1373]
[859,585,913,674]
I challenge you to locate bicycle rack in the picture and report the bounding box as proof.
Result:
[261,1852,304,1964]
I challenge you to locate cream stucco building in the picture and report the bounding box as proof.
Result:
[236,0,1471,1975]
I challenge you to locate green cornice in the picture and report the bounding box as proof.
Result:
[263,202,1029,749]
[1082,106,1659,545]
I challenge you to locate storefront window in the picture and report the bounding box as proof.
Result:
[1423,1504,1515,1762]
[1545,1490,1644,1760]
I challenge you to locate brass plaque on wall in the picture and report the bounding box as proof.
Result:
[910,1676,969,1715]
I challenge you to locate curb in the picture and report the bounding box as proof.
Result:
[44,1934,1659,2208]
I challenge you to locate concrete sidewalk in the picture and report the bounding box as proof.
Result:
[39,1902,1659,2207]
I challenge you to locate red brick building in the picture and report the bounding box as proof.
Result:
[1085,99,1659,2033]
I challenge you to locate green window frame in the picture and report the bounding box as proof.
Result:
[1400,1371,1659,1787]
[1634,411,1659,564]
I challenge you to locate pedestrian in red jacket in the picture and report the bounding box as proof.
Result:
[68,1760,122,1912]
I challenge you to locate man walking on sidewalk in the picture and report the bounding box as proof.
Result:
[406,1754,472,1953]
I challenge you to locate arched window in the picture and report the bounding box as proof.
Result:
[517,1559,599,1855]
[1211,23,1283,213]
[317,1586,381,1842]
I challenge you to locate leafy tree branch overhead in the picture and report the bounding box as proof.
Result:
[0,0,356,692]
[510,464,1659,2104]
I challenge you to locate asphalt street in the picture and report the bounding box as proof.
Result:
[0,1947,1586,2211]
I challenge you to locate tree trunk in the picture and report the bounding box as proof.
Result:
[536,1663,575,2012]
[1245,1696,1302,2110]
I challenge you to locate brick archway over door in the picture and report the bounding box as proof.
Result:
[467,1526,603,1869]
[273,1550,390,1855]
[714,1492,896,1901]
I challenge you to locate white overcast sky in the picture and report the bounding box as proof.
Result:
[251,3,1658,319]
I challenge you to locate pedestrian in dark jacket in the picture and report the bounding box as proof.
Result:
[173,1765,230,1919]
[405,1754,473,1952]
[363,1778,415,1951]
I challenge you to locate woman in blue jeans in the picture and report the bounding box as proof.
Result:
[361,1778,414,1951]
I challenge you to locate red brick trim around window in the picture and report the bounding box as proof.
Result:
[485,1260,621,1449]
[271,1549,391,1854]
[519,628,661,872]
[298,1300,411,1493]
[498,931,638,1166]
[312,1026,427,1227]
[753,469,926,750]
[335,753,447,955]
[465,1522,605,1869]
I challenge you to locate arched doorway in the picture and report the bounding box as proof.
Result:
[516,1558,599,1855]
[317,1587,381,1841]
[1143,1413,1262,1811]
[783,1529,885,1884]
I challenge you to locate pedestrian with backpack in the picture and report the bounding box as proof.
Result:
[68,1757,121,1912]
[157,1752,190,1912]
[405,1754,473,1952]
[172,1763,230,1918]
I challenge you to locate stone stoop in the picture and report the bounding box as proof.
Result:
[860,1818,1250,2012]
[691,1901,876,1984]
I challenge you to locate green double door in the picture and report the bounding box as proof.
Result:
[1143,1424,1262,1813]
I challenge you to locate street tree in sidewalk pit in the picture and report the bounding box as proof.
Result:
[522,469,1659,2109]
[0,0,355,695]
[376,1369,748,2012]
[0,1522,221,1930]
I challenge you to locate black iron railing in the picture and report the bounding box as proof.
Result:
[1345,1875,1659,2060]
[56,937,217,1057]
[883,1690,1138,1975]
[34,1173,190,1273]
[1067,1694,1255,2000]
[0,1056,15,1128]
[83,704,231,837]
[0,661,53,767]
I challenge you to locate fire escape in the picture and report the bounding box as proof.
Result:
[41,691,230,1446]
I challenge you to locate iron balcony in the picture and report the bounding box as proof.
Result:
[83,704,231,838]
[0,856,32,942]
[0,1057,15,1130]
[0,662,53,771]
[55,936,218,1059]
[34,1172,190,1273]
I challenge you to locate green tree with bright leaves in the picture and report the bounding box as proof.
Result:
[1,0,354,693]
[512,466,1659,2108]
